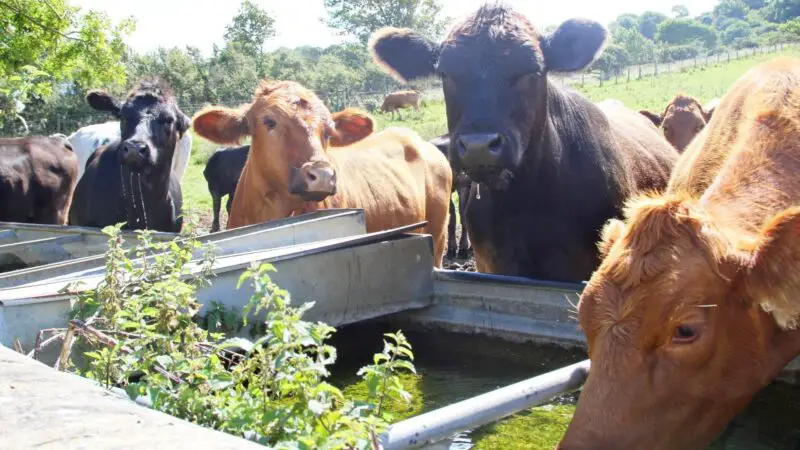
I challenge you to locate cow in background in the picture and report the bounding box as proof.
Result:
[67,119,192,183]
[204,144,250,233]
[69,78,188,233]
[369,4,677,282]
[0,136,78,225]
[192,80,453,267]
[639,94,719,152]
[380,90,421,120]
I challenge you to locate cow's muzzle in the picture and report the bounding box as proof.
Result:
[119,139,152,171]
[289,161,337,202]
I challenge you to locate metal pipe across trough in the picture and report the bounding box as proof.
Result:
[379,359,590,449]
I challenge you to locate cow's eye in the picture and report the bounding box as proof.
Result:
[264,117,277,130]
[672,324,699,344]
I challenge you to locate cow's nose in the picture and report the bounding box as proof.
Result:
[122,140,148,158]
[456,133,505,166]
[301,162,336,195]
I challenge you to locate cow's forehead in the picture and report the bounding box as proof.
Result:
[438,13,544,77]
[251,89,329,128]
[121,96,173,117]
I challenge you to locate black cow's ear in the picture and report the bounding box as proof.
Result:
[176,110,191,136]
[86,90,122,118]
[541,18,608,73]
[369,27,439,83]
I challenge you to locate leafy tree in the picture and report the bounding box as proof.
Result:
[656,18,718,49]
[742,0,766,8]
[779,16,800,36]
[609,13,639,33]
[612,27,656,78]
[591,44,630,79]
[0,0,133,132]
[723,19,756,47]
[763,0,800,23]
[714,0,750,21]
[223,0,275,76]
[639,11,669,40]
[672,5,690,18]
[696,12,714,25]
[323,0,449,44]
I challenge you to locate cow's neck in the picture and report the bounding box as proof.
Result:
[120,163,172,230]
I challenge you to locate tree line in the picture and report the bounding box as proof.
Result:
[1,0,800,135]
[591,0,800,79]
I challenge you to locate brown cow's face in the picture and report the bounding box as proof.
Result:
[662,102,707,152]
[369,5,608,190]
[559,195,800,450]
[191,81,374,203]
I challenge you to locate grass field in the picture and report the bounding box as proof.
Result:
[181,47,800,231]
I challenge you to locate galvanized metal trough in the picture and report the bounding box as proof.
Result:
[1,207,797,448]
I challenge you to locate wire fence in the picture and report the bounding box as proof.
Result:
[552,42,795,88]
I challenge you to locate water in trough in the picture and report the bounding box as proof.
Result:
[329,321,800,449]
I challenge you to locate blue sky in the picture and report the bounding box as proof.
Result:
[71,0,719,55]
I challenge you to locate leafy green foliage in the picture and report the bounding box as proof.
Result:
[68,223,416,448]
[656,19,718,49]
[715,0,751,21]
[0,0,133,133]
[323,0,449,43]
[672,5,690,18]
[639,11,669,40]
[224,0,276,60]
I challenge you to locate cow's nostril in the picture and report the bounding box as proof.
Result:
[488,134,504,153]
[307,172,317,182]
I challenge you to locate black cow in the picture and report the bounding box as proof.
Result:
[0,136,78,225]
[69,78,189,233]
[203,144,250,233]
[429,135,471,259]
[370,4,678,282]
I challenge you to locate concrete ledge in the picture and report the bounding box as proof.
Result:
[0,345,262,449]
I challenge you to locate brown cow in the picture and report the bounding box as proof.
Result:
[192,80,453,267]
[639,94,719,152]
[559,57,800,450]
[380,90,420,120]
[0,136,78,225]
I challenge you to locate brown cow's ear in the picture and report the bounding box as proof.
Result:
[331,108,374,147]
[742,207,800,330]
[598,218,625,259]
[191,106,250,145]
[369,27,439,83]
[639,110,663,127]
[542,19,608,73]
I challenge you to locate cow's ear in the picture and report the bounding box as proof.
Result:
[429,135,450,155]
[86,90,122,118]
[331,108,374,147]
[369,27,439,83]
[598,218,625,259]
[192,106,249,145]
[176,109,191,137]
[541,18,608,73]
[741,207,800,330]
[639,110,663,127]
[703,105,716,122]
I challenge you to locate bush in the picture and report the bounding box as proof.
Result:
[59,220,416,449]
